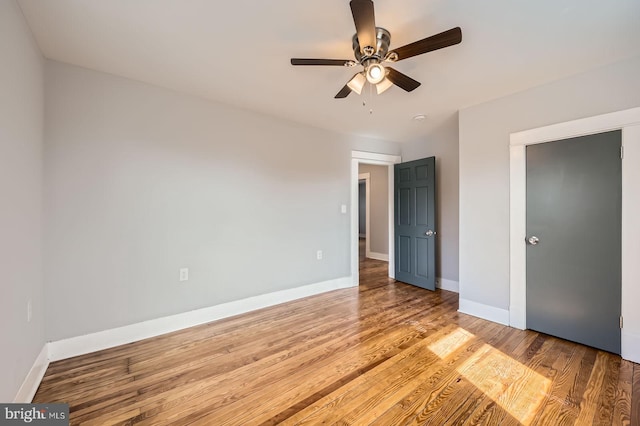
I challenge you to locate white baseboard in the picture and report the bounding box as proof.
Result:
[14,344,50,403]
[436,278,459,293]
[622,330,640,364]
[367,251,389,261]
[458,298,510,326]
[49,276,353,362]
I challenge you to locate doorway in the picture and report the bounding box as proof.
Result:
[350,151,401,286]
[358,166,391,263]
[508,106,640,362]
[357,172,370,262]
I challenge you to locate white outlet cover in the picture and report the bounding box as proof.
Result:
[179,268,189,281]
[340,204,347,214]
[316,250,323,260]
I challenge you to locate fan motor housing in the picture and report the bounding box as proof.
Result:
[353,27,391,64]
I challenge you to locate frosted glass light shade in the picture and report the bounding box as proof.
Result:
[376,77,393,94]
[347,72,366,95]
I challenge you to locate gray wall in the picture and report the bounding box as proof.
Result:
[44,61,400,341]
[401,114,460,282]
[358,164,388,255]
[0,1,45,401]
[459,54,640,310]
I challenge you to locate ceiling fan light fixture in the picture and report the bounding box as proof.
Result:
[376,77,393,94]
[290,1,463,100]
[366,63,385,84]
[347,72,366,95]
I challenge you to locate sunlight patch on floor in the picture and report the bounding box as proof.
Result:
[457,343,551,425]
[427,327,474,359]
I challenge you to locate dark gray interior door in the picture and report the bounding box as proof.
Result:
[526,130,621,354]
[394,157,436,290]
[358,181,366,237]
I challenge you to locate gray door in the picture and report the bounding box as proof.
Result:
[526,130,621,354]
[394,157,436,290]
[358,181,366,237]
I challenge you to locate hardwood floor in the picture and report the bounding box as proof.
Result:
[34,254,639,425]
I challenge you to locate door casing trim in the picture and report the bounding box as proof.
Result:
[509,106,640,361]
[351,151,401,285]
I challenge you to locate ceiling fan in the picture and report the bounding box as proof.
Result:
[290,0,462,98]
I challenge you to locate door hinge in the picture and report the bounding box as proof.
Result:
[621,146,624,159]
[620,316,624,329]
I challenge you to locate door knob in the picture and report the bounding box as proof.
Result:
[425,230,436,237]
[526,236,539,245]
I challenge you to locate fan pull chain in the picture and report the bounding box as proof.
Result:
[360,84,374,114]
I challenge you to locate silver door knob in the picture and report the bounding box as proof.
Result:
[526,236,539,245]
[425,230,436,237]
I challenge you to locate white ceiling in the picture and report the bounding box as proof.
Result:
[18,0,640,143]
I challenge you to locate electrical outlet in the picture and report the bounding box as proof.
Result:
[316,250,323,260]
[179,268,189,282]
[340,204,347,214]
[27,300,32,323]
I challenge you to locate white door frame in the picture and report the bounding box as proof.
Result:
[509,106,640,362]
[351,151,401,286]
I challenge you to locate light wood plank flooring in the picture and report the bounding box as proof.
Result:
[34,255,639,425]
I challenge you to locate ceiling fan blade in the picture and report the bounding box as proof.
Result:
[291,58,354,66]
[335,84,352,99]
[350,0,376,53]
[391,27,462,61]
[386,67,421,92]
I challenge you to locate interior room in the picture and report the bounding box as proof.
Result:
[2,0,640,423]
